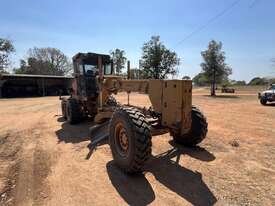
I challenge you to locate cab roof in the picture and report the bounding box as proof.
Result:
[73,52,111,63]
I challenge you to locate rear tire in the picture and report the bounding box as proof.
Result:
[109,107,152,174]
[66,98,82,124]
[173,106,208,146]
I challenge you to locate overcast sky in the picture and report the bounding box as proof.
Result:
[1,0,274,81]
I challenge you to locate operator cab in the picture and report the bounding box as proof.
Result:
[73,52,113,76]
[72,52,113,99]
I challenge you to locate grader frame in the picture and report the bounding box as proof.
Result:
[98,78,193,136]
[60,52,207,174]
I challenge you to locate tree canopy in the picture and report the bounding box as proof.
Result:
[230,80,246,86]
[248,77,268,85]
[0,38,15,73]
[140,36,180,79]
[200,40,232,95]
[110,49,127,75]
[192,73,209,86]
[182,75,191,80]
[14,47,72,75]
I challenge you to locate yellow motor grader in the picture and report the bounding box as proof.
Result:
[60,52,208,173]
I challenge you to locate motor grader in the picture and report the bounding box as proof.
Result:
[60,52,208,174]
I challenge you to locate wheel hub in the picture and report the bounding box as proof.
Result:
[115,123,129,156]
[118,128,129,151]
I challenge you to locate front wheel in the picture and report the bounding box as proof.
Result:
[66,98,82,124]
[109,107,152,174]
[173,106,208,146]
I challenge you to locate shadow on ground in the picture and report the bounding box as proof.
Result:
[203,94,240,99]
[85,138,108,160]
[107,144,217,206]
[107,162,155,206]
[168,140,216,162]
[56,117,109,159]
[264,103,275,107]
[55,117,94,144]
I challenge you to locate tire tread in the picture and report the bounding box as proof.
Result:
[110,106,152,174]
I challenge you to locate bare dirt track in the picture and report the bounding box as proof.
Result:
[0,87,275,206]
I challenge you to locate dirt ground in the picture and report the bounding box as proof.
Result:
[0,87,275,206]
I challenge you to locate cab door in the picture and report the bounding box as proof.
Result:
[73,61,87,98]
[83,64,98,98]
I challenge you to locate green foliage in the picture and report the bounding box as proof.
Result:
[192,73,208,86]
[110,49,127,75]
[0,38,15,73]
[200,40,232,95]
[248,77,268,85]
[129,68,145,79]
[182,75,191,80]
[230,80,246,86]
[140,36,180,79]
[14,47,72,75]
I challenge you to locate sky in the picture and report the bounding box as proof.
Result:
[0,0,275,82]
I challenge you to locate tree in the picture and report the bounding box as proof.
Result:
[200,40,232,96]
[230,80,246,86]
[182,75,191,80]
[14,59,28,74]
[193,73,208,86]
[140,36,180,79]
[129,68,146,79]
[248,77,268,85]
[110,49,127,75]
[0,38,15,73]
[14,47,72,75]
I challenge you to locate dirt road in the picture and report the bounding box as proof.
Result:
[0,90,275,206]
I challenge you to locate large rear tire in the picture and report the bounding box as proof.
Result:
[66,98,82,124]
[109,107,152,174]
[173,106,208,146]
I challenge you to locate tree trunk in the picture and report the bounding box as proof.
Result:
[211,67,216,96]
[211,83,215,96]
